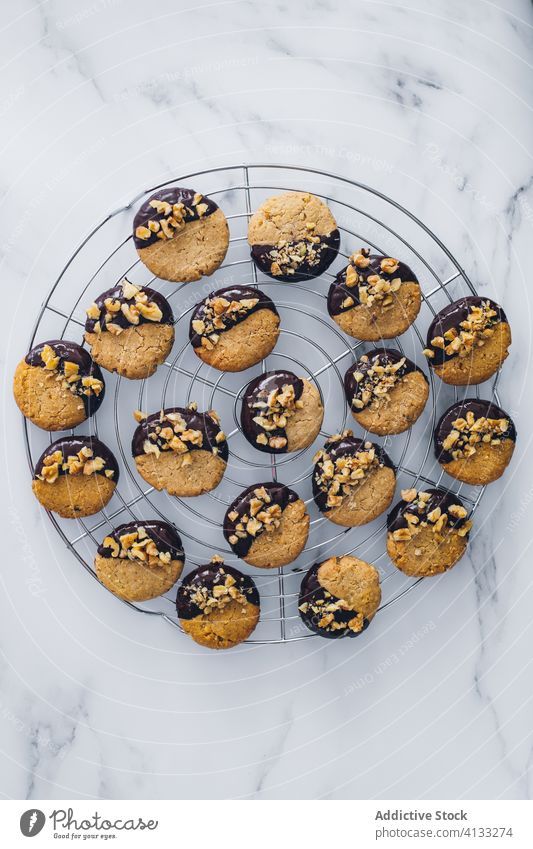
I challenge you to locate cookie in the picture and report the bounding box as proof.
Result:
[241,370,323,453]
[435,398,516,485]
[176,557,260,649]
[95,520,184,601]
[312,431,396,527]
[298,555,381,639]
[223,482,309,568]
[248,191,339,282]
[84,278,174,379]
[133,187,229,282]
[189,285,280,372]
[31,435,118,518]
[328,249,421,340]
[132,404,227,497]
[424,296,511,385]
[344,348,429,436]
[387,488,472,577]
[13,340,105,431]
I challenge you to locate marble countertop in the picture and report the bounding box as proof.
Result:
[1,0,532,801]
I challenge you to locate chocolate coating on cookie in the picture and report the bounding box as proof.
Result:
[312,433,394,514]
[98,520,183,561]
[298,564,369,639]
[189,285,278,348]
[85,281,173,334]
[344,348,424,411]
[24,340,105,416]
[425,297,507,367]
[387,488,469,535]
[131,406,228,463]
[434,399,516,465]
[250,232,340,283]
[176,562,260,621]
[223,482,299,557]
[33,435,119,482]
[240,370,304,454]
[328,253,418,315]
[133,187,218,249]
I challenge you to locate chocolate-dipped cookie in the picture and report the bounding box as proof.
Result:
[223,482,309,568]
[387,488,472,577]
[344,349,428,436]
[84,278,174,379]
[13,340,105,431]
[423,296,511,385]
[435,398,516,485]
[95,520,184,601]
[133,187,229,282]
[32,435,118,518]
[298,555,381,639]
[132,404,227,497]
[176,557,260,649]
[312,432,396,527]
[248,191,339,282]
[328,249,421,340]
[241,370,323,453]
[189,285,280,372]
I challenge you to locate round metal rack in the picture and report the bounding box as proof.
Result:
[23,164,497,644]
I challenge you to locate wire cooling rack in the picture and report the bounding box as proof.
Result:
[23,164,498,644]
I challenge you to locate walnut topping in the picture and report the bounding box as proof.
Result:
[441,411,510,460]
[391,491,470,542]
[252,381,303,450]
[345,249,401,309]
[103,526,176,566]
[86,278,163,334]
[38,345,103,398]
[267,236,326,276]
[425,300,499,360]
[140,410,223,458]
[314,437,381,509]
[138,193,208,244]
[193,294,260,347]
[188,568,249,614]
[299,590,364,633]
[380,257,400,274]
[37,446,113,483]
[229,487,284,545]
[350,355,407,410]
[351,247,371,268]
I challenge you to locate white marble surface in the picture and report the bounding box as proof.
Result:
[1,0,533,801]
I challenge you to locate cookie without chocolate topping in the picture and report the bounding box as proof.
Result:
[344,348,428,436]
[248,191,339,281]
[95,520,184,601]
[387,487,471,577]
[328,249,421,340]
[298,555,381,638]
[132,404,227,497]
[176,558,260,649]
[31,435,118,518]
[189,285,280,372]
[13,340,105,431]
[434,398,516,485]
[312,431,396,527]
[424,296,511,385]
[223,482,309,568]
[241,370,323,454]
[133,187,229,282]
[84,278,174,379]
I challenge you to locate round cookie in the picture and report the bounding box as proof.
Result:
[132,404,227,497]
[31,435,118,518]
[13,340,105,431]
[189,285,280,372]
[328,249,421,340]
[424,296,511,385]
[223,482,309,568]
[434,398,516,485]
[241,370,323,454]
[176,557,260,649]
[344,348,429,436]
[84,278,174,379]
[95,520,184,601]
[133,187,229,283]
[312,431,396,527]
[248,191,340,282]
[387,487,472,577]
[298,555,381,639]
